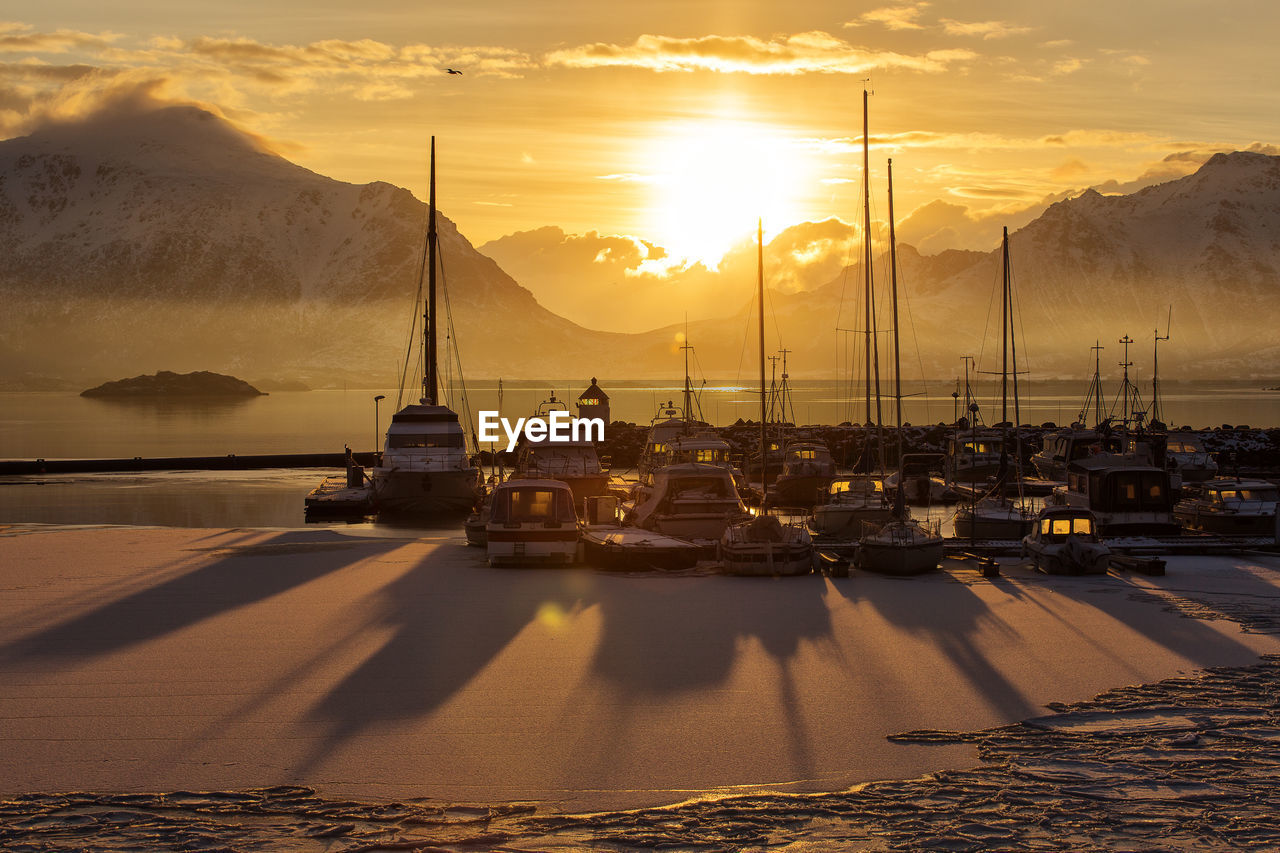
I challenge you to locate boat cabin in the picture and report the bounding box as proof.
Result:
[1032,428,1124,480]
[1033,507,1100,543]
[1058,455,1179,536]
[486,478,580,566]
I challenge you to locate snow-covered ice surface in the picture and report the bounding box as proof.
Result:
[3,656,1280,851]
[3,530,1280,851]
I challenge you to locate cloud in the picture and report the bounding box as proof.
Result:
[847,4,930,31]
[545,31,976,75]
[477,221,871,332]
[940,19,1032,39]
[0,23,120,54]
[1051,158,1090,180]
[1051,57,1084,75]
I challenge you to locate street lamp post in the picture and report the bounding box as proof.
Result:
[373,395,386,461]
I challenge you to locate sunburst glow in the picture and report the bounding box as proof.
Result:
[645,120,814,267]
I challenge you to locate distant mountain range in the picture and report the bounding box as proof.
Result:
[2,106,1278,390]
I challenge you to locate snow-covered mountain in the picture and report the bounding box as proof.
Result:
[2,105,1278,389]
[0,105,654,387]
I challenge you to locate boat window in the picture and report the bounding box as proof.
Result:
[1140,472,1167,508]
[494,487,573,523]
[1040,518,1053,535]
[1051,518,1072,536]
[1112,472,1141,509]
[693,449,721,463]
[388,433,463,449]
[1218,490,1238,502]
[1240,488,1278,501]
[1073,517,1093,535]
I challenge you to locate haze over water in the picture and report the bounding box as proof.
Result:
[4,380,1279,461]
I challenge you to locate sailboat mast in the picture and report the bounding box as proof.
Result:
[425,136,439,406]
[758,219,768,506]
[1001,226,1009,425]
[862,87,873,427]
[888,158,902,431]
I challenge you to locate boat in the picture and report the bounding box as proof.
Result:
[485,478,580,567]
[857,516,944,575]
[953,226,1033,540]
[719,221,813,577]
[1031,426,1122,481]
[627,462,751,542]
[810,475,893,536]
[581,494,702,571]
[1173,478,1279,536]
[944,427,1008,488]
[1021,506,1111,575]
[514,394,611,509]
[721,514,813,576]
[770,440,836,508]
[953,490,1032,540]
[1052,453,1181,537]
[883,453,958,504]
[1165,431,1218,484]
[851,129,944,575]
[371,138,482,516]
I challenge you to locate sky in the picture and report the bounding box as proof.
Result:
[3,1,1279,304]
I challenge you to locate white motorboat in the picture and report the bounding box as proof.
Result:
[627,462,751,542]
[1165,431,1218,484]
[515,395,611,509]
[1021,506,1111,575]
[771,441,836,508]
[1174,478,1278,536]
[810,475,893,537]
[485,478,580,567]
[372,403,482,514]
[720,514,813,576]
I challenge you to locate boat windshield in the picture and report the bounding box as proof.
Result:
[1041,516,1094,537]
[830,478,881,495]
[491,487,576,524]
[1167,441,1204,454]
[388,433,463,449]
[1218,487,1279,502]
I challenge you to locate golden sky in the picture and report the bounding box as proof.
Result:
[4,0,1278,270]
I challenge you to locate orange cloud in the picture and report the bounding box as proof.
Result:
[0,23,120,53]
[545,32,976,75]
[847,4,930,31]
[940,19,1032,39]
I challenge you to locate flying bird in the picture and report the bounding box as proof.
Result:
[446,68,462,75]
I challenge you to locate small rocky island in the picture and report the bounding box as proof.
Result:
[81,371,266,398]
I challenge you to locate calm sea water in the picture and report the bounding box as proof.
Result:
[2,379,1277,528]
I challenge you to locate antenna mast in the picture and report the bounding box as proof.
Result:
[1151,307,1171,425]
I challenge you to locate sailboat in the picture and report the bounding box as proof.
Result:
[720,221,813,576]
[856,153,944,575]
[371,138,482,515]
[953,226,1033,540]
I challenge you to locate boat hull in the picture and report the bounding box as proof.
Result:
[582,527,703,571]
[371,467,480,515]
[857,539,943,575]
[486,528,578,567]
[770,475,829,508]
[811,504,893,538]
[720,542,812,576]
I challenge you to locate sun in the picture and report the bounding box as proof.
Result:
[645,119,813,267]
